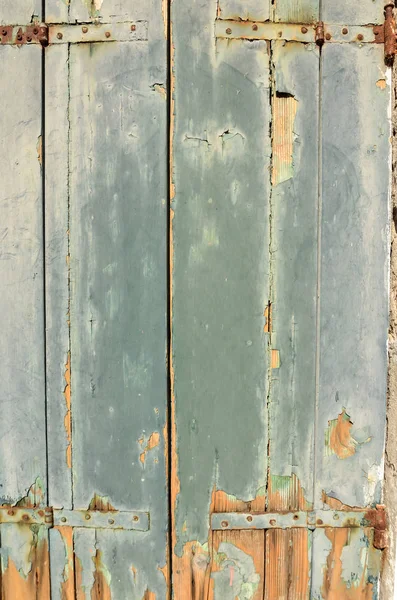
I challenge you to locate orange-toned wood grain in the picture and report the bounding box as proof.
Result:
[1,535,50,600]
[54,526,75,600]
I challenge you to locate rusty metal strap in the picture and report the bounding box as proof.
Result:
[0,21,148,46]
[211,507,386,531]
[0,507,149,531]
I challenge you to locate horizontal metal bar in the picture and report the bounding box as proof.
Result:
[0,21,148,46]
[211,509,379,531]
[215,19,378,44]
[49,21,148,44]
[0,507,149,531]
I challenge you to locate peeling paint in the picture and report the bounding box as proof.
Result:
[151,83,167,99]
[270,349,280,369]
[376,78,387,89]
[91,550,112,600]
[88,493,116,512]
[271,93,298,186]
[263,302,272,333]
[139,431,160,465]
[64,351,72,469]
[15,477,45,508]
[54,526,75,599]
[212,542,259,600]
[142,590,156,600]
[325,408,371,459]
[84,0,103,18]
[268,473,312,511]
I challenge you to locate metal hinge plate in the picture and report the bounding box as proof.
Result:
[0,21,148,46]
[0,506,149,531]
[211,506,387,549]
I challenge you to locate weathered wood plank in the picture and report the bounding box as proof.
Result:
[0,0,41,23]
[314,43,389,510]
[321,0,384,26]
[171,0,271,595]
[218,0,270,21]
[0,45,46,506]
[45,43,72,510]
[269,40,319,510]
[67,14,168,596]
[274,0,318,24]
[45,0,68,24]
[49,526,75,600]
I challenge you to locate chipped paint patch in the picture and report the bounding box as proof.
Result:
[151,83,167,99]
[272,93,298,186]
[271,349,280,369]
[85,0,103,17]
[91,550,112,600]
[139,432,160,465]
[325,408,371,459]
[64,351,72,468]
[376,78,387,90]
[263,302,272,333]
[268,473,312,511]
[143,590,156,600]
[54,526,75,598]
[88,493,116,512]
[212,542,259,599]
[15,477,45,508]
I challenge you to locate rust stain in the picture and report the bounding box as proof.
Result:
[325,408,371,459]
[64,352,72,469]
[271,349,280,369]
[2,534,50,599]
[91,550,111,600]
[37,135,42,166]
[88,494,116,512]
[272,93,298,186]
[322,528,373,599]
[139,431,160,465]
[54,526,75,599]
[376,78,387,89]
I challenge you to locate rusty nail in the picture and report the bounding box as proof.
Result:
[246,515,253,522]
[221,520,228,528]
[2,29,7,36]
[105,31,111,38]
[38,510,44,517]
[22,514,30,522]
[33,27,38,34]
[357,34,364,41]
[108,518,115,524]
[293,514,299,520]
[252,24,258,31]
[17,35,23,41]
[270,519,276,526]
[342,27,348,34]
[82,26,88,33]
[333,513,339,520]
[7,509,14,516]
[325,33,331,40]
[317,519,323,525]
[27,36,32,42]
[131,24,136,31]
[85,513,91,520]
[57,32,63,39]
[133,515,139,522]
[61,517,67,523]
[301,26,308,34]
[225,28,232,35]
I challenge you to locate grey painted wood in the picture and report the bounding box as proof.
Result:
[219,0,270,21]
[45,0,68,24]
[69,0,159,24]
[315,43,389,509]
[269,41,319,506]
[275,0,318,23]
[0,46,46,506]
[171,0,271,557]
[321,0,384,25]
[45,44,72,510]
[0,0,41,23]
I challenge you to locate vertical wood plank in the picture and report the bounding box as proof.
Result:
[49,527,75,600]
[315,43,389,510]
[0,0,41,23]
[218,0,270,21]
[321,0,384,26]
[171,0,271,597]
[274,0,318,23]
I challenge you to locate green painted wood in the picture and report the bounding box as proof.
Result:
[275,0,318,24]
[0,1,41,23]
[171,0,271,568]
[0,46,46,506]
[314,43,389,509]
[45,44,72,510]
[321,0,384,25]
[269,41,319,507]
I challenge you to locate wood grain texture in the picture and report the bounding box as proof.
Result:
[315,43,390,510]
[269,41,319,507]
[171,0,271,593]
[0,45,46,506]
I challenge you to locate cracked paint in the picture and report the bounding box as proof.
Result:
[64,351,72,469]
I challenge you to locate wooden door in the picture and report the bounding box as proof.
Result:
[0,0,391,598]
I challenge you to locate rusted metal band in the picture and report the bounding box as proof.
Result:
[0,506,150,531]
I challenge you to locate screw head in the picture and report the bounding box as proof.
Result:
[252,24,258,31]
[357,33,364,41]
[333,513,339,520]
[225,28,232,35]
[270,519,276,526]
[22,514,30,522]
[246,515,253,522]
[293,514,299,520]
[61,517,67,523]
[221,520,229,528]
[33,28,39,34]
[317,519,324,525]
[301,26,308,34]
[131,24,136,31]
[82,26,88,33]
[342,27,348,34]
[108,518,115,525]
[325,33,331,40]
[57,32,63,39]
[105,31,111,38]
[7,509,15,516]
[2,29,8,36]
[85,513,91,520]
[133,515,139,522]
